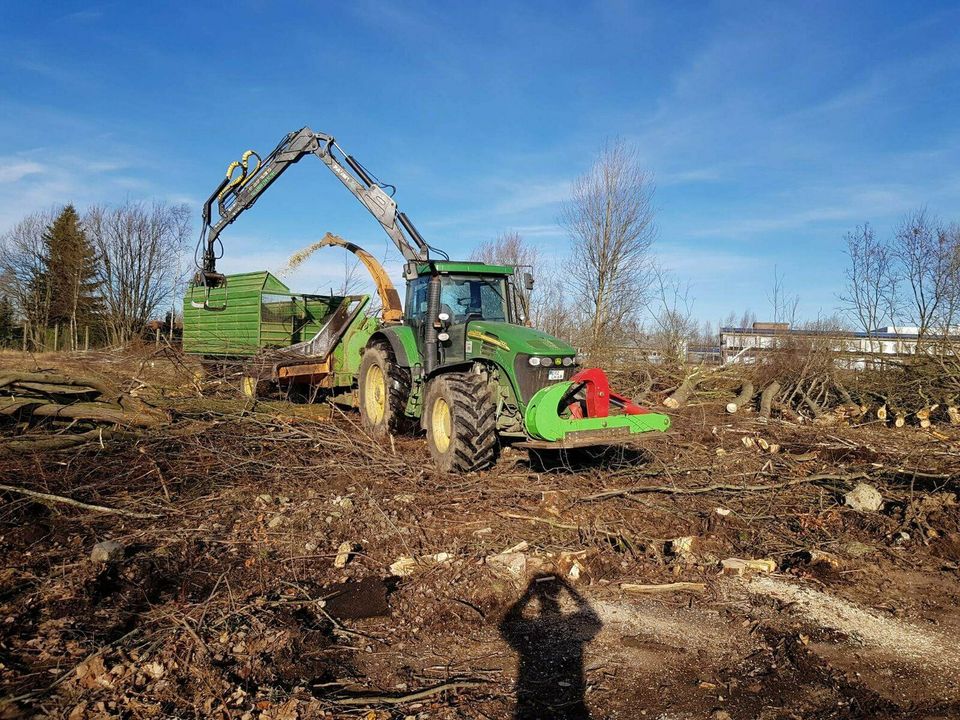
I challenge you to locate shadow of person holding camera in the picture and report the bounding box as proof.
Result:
[499,574,602,719]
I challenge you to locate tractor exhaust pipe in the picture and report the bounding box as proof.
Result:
[424,274,441,374]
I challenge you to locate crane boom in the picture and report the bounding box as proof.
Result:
[196,127,431,287]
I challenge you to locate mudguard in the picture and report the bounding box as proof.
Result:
[370,325,420,368]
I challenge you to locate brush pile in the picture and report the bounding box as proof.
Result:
[0,370,167,453]
[612,339,960,430]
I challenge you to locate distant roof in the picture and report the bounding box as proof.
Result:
[720,325,960,340]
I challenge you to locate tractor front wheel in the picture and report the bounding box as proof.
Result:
[359,343,410,439]
[424,372,498,473]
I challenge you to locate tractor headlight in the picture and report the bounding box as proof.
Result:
[562,356,573,366]
[528,356,541,366]
[438,332,450,341]
[574,352,585,366]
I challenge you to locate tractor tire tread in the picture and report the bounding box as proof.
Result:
[360,342,411,438]
[427,371,498,472]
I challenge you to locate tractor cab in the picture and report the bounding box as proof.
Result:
[404,262,530,368]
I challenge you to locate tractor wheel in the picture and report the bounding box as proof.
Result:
[424,372,498,473]
[358,342,410,439]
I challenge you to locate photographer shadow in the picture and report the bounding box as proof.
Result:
[499,575,602,720]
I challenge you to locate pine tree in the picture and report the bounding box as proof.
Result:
[0,296,15,347]
[42,205,100,349]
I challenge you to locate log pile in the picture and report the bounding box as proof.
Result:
[0,371,166,452]
[608,347,960,431]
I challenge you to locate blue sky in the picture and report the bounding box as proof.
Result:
[1,1,959,325]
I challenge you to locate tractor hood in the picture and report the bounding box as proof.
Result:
[465,321,576,357]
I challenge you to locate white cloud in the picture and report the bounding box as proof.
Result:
[0,160,45,183]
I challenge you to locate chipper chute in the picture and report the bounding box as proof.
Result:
[524,368,670,444]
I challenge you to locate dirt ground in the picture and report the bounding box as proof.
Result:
[2,349,960,719]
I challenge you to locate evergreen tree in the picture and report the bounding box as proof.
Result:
[41,205,99,349]
[0,295,15,347]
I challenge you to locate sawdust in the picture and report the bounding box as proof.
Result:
[592,598,743,654]
[747,575,960,669]
[277,239,327,278]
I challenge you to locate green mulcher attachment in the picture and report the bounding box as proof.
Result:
[523,367,671,445]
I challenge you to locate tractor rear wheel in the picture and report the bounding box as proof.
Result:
[424,372,498,473]
[359,342,410,439]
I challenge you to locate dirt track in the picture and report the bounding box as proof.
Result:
[2,350,960,719]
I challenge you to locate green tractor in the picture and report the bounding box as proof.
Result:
[187,127,670,471]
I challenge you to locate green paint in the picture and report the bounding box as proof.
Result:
[524,380,672,441]
[417,261,515,276]
[182,271,359,357]
[376,324,420,367]
[467,320,575,356]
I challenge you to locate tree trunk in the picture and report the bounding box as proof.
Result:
[663,371,701,409]
[726,382,755,414]
[759,382,781,419]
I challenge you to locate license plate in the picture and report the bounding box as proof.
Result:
[548,369,564,381]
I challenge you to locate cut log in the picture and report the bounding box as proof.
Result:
[759,382,781,419]
[915,405,938,429]
[0,372,112,397]
[28,401,164,427]
[726,382,755,414]
[891,407,906,428]
[663,372,701,409]
[949,406,960,425]
[875,404,888,422]
[834,403,863,423]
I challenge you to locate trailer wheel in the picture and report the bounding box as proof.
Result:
[424,372,498,473]
[359,342,410,438]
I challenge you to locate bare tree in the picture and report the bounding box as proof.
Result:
[85,201,190,345]
[470,231,539,269]
[560,138,656,353]
[530,266,574,340]
[937,223,960,339]
[471,231,542,325]
[839,223,896,351]
[767,265,800,326]
[646,264,696,365]
[336,253,364,296]
[892,208,957,345]
[0,209,55,349]
[722,309,756,329]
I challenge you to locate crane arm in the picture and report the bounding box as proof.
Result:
[196,127,431,287]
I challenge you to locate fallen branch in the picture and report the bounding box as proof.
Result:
[0,428,121,453]
[0,483,160,519]
[580,472,869,502]
[330,679,487,706]
[621,581,706,594]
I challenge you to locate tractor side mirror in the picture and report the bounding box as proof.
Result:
[523,272,534,291]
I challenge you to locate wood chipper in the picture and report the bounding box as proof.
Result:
[183,126,670,471]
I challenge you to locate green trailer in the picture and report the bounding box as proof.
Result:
[183,271,379,395]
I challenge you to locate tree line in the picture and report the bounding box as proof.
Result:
[0,201,190,350]
[841,209,960,349]
[474,139,960,364]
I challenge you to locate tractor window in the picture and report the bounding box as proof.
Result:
[404,276,430,320]
[440,275,508,323]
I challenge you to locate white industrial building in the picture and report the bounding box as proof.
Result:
[719,322,960,368]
